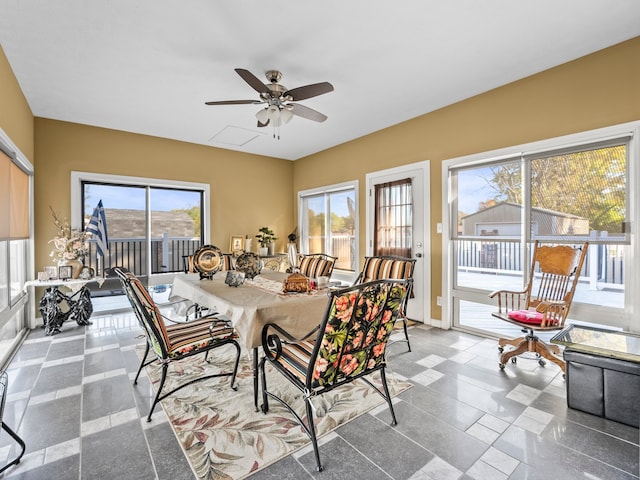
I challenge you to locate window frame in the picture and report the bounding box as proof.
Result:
[0,128,34,369]
[297,180,359,284]
[442,121,640,333]
[71,171,209,286]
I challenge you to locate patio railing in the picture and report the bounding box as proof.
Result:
[456,239,624,290]
[85,237,201,277]
[306,234,356,271]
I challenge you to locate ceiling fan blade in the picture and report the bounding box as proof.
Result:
[235,68,269,95]
[291,103,328,122]
[205,99,262,105]
[284,82,334,101]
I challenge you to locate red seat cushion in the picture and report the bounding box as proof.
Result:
[507,309,544,325]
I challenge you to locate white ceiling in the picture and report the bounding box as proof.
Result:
[2,1,640,161]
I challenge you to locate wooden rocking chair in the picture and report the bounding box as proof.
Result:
[489,241,588,373]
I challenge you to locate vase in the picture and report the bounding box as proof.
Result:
[224,270,245,287]
[259,247,268,256]
[268,243,275,256]
[60,259,83,279]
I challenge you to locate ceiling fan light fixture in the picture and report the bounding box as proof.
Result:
[266,105,281,123]
[255,108,269,123]
[280,106,294,124]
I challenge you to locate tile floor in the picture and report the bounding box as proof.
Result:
[0,312,638,479]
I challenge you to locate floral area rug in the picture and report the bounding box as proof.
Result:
[137,344,412,479]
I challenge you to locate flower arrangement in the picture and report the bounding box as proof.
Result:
[49,207,90,263]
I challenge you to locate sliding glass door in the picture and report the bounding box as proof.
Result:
[445,126,636,336]
[80,182,204,278]
[72,172,209,296]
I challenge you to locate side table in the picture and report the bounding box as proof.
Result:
[24,278,105,335]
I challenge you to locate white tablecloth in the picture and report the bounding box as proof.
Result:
[170,271,330,350]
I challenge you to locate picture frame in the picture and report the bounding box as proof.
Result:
[230,235,244,254]
[44,266,58,280]
[58,265,73,280]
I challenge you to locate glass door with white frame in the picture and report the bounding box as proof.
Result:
[367,163,430,324]
[81,182,204,279]
[447,136,633,337]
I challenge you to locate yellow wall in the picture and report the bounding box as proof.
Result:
[33,119,294,273]
[3,37,640,323]
[294,36,640,320]
[0,46,33,160]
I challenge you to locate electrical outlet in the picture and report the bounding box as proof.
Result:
[436,296,442,306]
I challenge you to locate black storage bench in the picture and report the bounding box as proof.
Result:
[564,349,640,428]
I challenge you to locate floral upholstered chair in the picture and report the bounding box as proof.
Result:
[260,278,412,471]
[354,255,416,352]
[113,267,241,421]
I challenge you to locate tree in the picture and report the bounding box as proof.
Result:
[173,206,201,237]
[308,210,325,237]
[488,146,626,233]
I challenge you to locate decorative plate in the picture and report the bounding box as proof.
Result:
[235,252,261,279]
[193,245,223,279]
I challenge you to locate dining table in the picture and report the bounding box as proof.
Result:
[169,270,331,408]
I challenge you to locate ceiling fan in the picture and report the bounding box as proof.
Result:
[205,68,334,137]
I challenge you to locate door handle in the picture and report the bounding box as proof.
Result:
[415,253,422,258]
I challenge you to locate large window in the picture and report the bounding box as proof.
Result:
[298,181,358,275]
[72,172,208,283]
[0,130,33,368]
[444,123,638,334]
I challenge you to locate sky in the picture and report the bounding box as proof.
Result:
[83,171,495,217]
[455,167,498,214]
[84,184,200,215]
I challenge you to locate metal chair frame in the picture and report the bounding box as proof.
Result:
[296,253,338,278]
[113,267,241,421]
[354,255,416,352]
[0,371,26,474]
[260,278,411,471]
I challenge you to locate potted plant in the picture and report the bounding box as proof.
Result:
[256,227,277,255]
